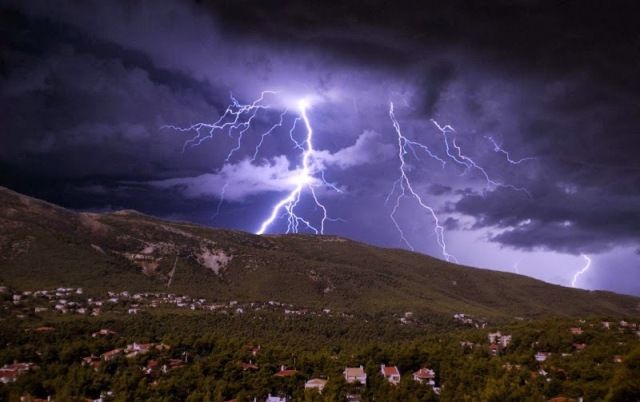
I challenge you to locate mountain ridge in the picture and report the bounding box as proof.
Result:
[0,186,638,320]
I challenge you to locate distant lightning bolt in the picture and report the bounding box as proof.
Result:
[430,122,531,196]
[387,102,456,262]
[571,254,592,288]
[164,93,337,236]
[387,103,532,262]
[212,182,229,220]
[486,136,536,164]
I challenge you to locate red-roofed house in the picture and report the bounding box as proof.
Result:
[380,364,401,385]
[0,363,35,384]
[274,366,298,377]
[101,348,123,361]
[413,368,436,385]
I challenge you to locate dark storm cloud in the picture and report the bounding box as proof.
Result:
[454,187,640,254]
[1,0,639,287]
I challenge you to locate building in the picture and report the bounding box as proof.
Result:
[535,352,551,362]
[101,348,123,361]
[266,394,288,402]
[344,366,367,385]
[274,366,298,377]
[412,368,436,385]
[305,378,328,393]
[380,364,401,385]
[569,327,584,335]
[92,328,117,338]
[0,363,35,384]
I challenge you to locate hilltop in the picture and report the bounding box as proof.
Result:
[0,186,638,321]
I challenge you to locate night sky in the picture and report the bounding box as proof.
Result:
[1,1,639,295]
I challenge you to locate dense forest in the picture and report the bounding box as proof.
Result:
[1,288,639,401]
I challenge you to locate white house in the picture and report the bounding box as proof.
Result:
[266,394,288,402]
[305,378,328,393]
[344,366,367,385]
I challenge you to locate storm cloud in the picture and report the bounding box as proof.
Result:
[1,0,639,294]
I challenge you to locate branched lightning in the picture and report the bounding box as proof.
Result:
[162,91,277,156]
[387,102,456,262]
[166,92,530,264]
[486,136,536,165]
[571,254,592,288]
[387,103,532,262]
[430,122,531,196]
[256,100,335,235]
[164,92,337,236]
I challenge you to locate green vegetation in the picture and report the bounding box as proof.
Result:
[1,187,638,320]
[0,303,639,401]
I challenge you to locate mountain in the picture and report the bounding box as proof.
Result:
[0,186,638,320]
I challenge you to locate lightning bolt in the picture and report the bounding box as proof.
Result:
[431,123,531,196]
[164,93,336,236]
[486,136,536,164]
[387,103,532,262]
[387,102,456,262]
[256,100,333,235]
[571,254,592,288]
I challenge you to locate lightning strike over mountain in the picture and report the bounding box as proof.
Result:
[164,93,337,236]
[256,99,335,235]
[571,254,592,288]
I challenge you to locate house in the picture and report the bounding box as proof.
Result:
[274,366,298,377]
[240,361,259,371]
[101,348,123,361]
[92,329,117,338]
[413,368,436,385]
[266,394,288,402]
[31,326,55,333]
[489,343,499,356]
[305,378,328,393]
[168,359,185,370]
[613,355,624,363]
[344,366,367,385]
[499,335,512,348]
[380,364,401,385]
[535,352,551,362]
[573,343,587,351]
[125,343,155,358]
[143,359,160,375]
[0,363,35,384]
[569,327,584,335]
[81,355,101,370]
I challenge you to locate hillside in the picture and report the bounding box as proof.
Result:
[0,186,638,320]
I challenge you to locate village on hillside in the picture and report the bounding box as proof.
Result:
[1,286,639,401]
